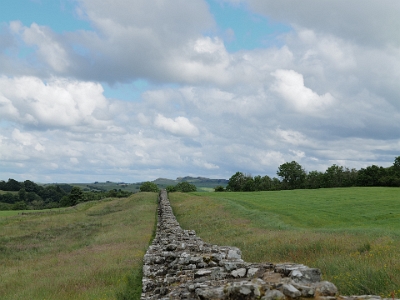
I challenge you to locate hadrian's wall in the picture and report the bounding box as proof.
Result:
[140,190,385,300]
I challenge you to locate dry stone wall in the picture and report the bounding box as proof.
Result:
[141,190,386,300]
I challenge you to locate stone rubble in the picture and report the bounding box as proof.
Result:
[141,190,394,300]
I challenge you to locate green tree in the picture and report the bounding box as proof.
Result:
[26,191,41,203]
[258,175,273,191]
[166,185,176,193]
[107,189,118,197]
[242,176,255,191]
[69,187,84,206]
[175,182,197,192]
[254,175,262,191]
[60,195,72,207]
[12,201,27,210]
[38,185,64,203]
[18,188,27,201]
[357,165,383,186]
[23,180,39,193]
[393,156,400,176]
[226,172,246,191]
[140,181,159,192]
[305,170,324,189]
[214,185,225,192]
[0,192,19,204]
[4,178,22,191]
[323,164,344,188]
[277,161,306,190]
[342,167,358,187]
[270,178,281,190]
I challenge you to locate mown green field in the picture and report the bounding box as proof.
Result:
[0,192,157,300]
[169,187,400,296]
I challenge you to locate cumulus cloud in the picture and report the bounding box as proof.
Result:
[247,0,400,47]
[1,0,400,183]
[0,76,114,129]
[154,114,199,137]
[10,21,70,73]
[270,69,335,114]
[65,0,216,83]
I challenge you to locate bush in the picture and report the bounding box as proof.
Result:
[12,201,28,210]
[174,182,196,192]
[140,181,159,192]
[214,186,225,192]
[166,185,176,193]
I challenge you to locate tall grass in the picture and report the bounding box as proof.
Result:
[0,192,157,300]
[169,188,400,296]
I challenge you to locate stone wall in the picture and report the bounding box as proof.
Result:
[140,190,383,300]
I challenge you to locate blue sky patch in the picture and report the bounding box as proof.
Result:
[102,80,151,102]
[1,0,91,32]
[206,0,291,52]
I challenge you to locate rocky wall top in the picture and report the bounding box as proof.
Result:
[140,190,386,300]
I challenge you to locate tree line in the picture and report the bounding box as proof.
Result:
[0,179,132,210]
[223,156,400,192]
[139,181,197,193]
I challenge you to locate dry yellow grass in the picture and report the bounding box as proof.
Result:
[0,192,157,300]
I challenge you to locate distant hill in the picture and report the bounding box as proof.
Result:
[61,176,228,193]
[152,176,229,191]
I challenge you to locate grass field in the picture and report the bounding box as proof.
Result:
[0,190,18,195]
[169,187,400,296]
[0,207,73,217]
[0,210,27,217]
[0,192,157,300]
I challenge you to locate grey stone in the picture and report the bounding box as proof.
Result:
[226,282,261,299]
[281,284,301,298]
[291,282,315,297]
[194,270,212,278]
[227,248,242,260]
[231,268,247,278]
[143,265,152,277]
[247,267,259,278]
[196,287,225,299]
[290,268,321,284]
[262,289,286,300]
[315,281,338,297]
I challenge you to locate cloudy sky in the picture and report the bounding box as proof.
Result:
[1,0,400,183]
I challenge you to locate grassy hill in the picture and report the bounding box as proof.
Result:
[153,176,228,191]
[60,176,229,193]
[169,187,400,297]
[0,192,157,300]
[68,181,142,193]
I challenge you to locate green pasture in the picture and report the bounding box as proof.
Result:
[0,192,157,300]
[0,190,18,195]
[0,207,73,217]
[169,187,400,296]
[0,210,28,217]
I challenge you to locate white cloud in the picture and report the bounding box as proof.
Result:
[70,157,79,165]
[1,0,400,183]
[271,69,334,114]
[247,0,400,47]
[10,21,70,73]
[193,159,220,170]
[275,128,308,146]
[0,76,114,129]
[12,129,35,146]
[154,114,199,137]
